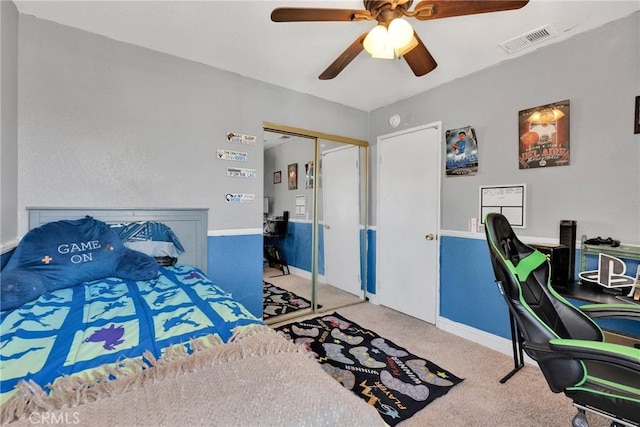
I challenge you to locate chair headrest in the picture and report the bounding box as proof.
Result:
[486,213,521,264]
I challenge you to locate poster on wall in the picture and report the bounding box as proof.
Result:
[305,161,314,189]
[445,126,478,176]
[518,100,570,169]
[288,163,298,190]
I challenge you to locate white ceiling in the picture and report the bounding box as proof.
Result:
[14,0,640,112]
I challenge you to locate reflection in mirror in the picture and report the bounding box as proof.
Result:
[262,129,367,324]
[316,140,365,312]
[263,131,315,323]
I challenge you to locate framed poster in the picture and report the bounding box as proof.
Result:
[479,184,527,228]
[305,161,314,189]
[273,171,282,184]
[635,95,640,134]
[518,100,570,169]
[445,126,478,176]
[288,163,298,190]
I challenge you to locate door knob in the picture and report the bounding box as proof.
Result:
[425,233,435,240]
[325,225,330,229]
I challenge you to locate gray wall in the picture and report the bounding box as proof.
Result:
[0,0,19,247]
[264,137,315,221]
[14,14,368,236]
[5,10,640,248]
[369,13,640,245]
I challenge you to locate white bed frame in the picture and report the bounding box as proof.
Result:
[27,207,209,273]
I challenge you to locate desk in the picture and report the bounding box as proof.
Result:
[560,281,631,304]
[559,281,640,347]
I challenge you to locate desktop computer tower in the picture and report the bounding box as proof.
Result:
[559,220,577,283]
[531,244,571,290]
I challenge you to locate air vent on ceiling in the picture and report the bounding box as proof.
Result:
[499,25,558,54]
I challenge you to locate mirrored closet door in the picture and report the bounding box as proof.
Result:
[262,124,368,324]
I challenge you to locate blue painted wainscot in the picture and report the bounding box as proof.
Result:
[439,233,639,342]
[207,232,263,319]
[440,234,512,339]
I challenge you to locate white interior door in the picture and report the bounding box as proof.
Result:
[323,144,362,296]
[377,123,441,323]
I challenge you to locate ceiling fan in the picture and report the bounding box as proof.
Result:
[271,0,530,80]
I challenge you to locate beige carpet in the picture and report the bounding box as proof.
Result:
[274,302,612,427]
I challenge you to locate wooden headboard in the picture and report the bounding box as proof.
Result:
[27,208,209,273]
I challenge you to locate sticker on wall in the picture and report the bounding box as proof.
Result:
[225,193,255,204]
[226,132,256,145]
[217,149,248,162]
[518,99,570,169]
[226,167,257,178]
[445,126,478,176]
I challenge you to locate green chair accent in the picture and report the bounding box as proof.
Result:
[485,213,640,427]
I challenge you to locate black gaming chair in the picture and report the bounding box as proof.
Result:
[484,213,640,427]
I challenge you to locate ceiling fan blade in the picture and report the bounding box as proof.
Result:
[403,34,438,77]
[319,33,368,80]
[412,1,529,20]
[271,8,371,22]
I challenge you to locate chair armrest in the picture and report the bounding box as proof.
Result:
[580,303,640,321]
[521,341,559,362]
[548,338,640,373]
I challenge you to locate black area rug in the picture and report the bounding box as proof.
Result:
[275,312,463,426]
[263,281,314,320]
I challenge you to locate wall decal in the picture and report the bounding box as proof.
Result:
[226,132,256,145]
[226,167,257,178]
[225,193,255,204]
[217,149,248,161]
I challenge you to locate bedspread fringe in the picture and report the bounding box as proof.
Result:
[1,324,309,425]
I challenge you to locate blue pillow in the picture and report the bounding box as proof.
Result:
[111,221,185,258]
[0,216,158,311]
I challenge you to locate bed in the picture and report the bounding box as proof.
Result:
[0,208,381,426]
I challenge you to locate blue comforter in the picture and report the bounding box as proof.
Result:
[0,265,262,403]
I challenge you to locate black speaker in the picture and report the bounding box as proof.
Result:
[559,220,577,283]
[532,244,571,290]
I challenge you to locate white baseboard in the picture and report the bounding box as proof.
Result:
[437,316,536,365]
[287,266,326,283]
[365,292,379,304]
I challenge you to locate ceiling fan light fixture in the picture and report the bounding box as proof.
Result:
[364,18,416,59]
[363,25,394,58]
[387,18,414,49]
